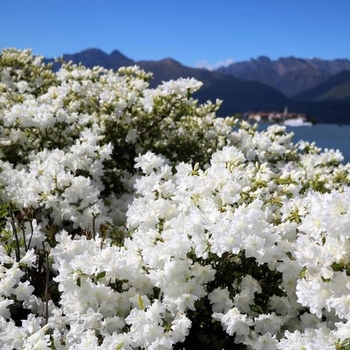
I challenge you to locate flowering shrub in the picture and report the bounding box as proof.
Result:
[0,48,350,349]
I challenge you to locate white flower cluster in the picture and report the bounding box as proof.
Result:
[126,143,350,349]
[1,48,350,349]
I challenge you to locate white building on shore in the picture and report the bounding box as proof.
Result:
[245,107,314,126]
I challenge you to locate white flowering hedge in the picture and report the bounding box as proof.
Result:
[0,48,350,349]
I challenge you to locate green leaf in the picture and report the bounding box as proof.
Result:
[0,229,12,242]
[96,271,106,281]
[115,343,124,350]
[77,277,81,287]
[331,262,345,272]
[286,252,295,261]
[250,305,261,313]
[4,243,12,255]
[299,266,307,279]
[337,338,350,350]
[286,192,294,199]
[0,203,9,219]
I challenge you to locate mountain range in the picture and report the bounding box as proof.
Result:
[293,70,350,102]
[218,56,350,97]
[45,49,350,124]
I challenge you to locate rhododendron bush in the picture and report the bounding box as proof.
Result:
[0,49,350,349]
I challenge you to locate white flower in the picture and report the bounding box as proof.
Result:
[244,332,278,350]
[170,313,191,343]
[213,307,254,336]
[296,279,333,318]
[158,78,202,96]
[15,281,35,302]
[268,295,291,316]
[20,249,37,268]
[254,313,284,335]
[208,287,233,313]
[277,327,336,350]
[134,151,168,174]
[0,299,14,319]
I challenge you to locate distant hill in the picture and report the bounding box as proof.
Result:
[45,48,135,71]
[293,70,350,102]
[136,58,289,116]
[217,56,350,97]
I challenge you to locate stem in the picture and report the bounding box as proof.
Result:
[44,250,50,324]
[20,222,27,252]
[27,220,35,250]
[9,203,20,262]
[92,213,98,240]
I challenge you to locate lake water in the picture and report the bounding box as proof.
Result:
[258,124,350,164]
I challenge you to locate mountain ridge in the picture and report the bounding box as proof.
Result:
[293,70,350,102]
[217,56,350,97]
[44,48,350,124]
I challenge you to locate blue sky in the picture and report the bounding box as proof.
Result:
[1,0,350,69]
